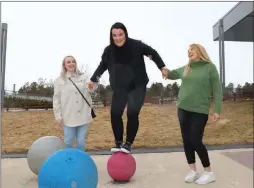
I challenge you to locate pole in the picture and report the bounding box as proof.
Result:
[13,84,16,93]
[1,23,7,107]
[221,21,226,93]
[0,2,3,187]
[219,19,226,93]
[218,20,223,84]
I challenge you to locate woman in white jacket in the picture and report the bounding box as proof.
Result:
[53,55,97,151]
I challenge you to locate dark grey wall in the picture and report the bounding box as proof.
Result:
[223,16,254,42]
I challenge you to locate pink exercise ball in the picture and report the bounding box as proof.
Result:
[107,152,136,182]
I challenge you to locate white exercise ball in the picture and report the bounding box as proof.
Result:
[27,136,67,175]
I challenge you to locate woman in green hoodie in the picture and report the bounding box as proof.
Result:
[166,43,222,185]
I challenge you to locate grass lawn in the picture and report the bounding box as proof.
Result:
[2,101,253,154]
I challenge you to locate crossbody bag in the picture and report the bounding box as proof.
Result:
[68,77,96,119]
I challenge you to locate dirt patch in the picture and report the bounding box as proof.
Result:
[2,101,253,153]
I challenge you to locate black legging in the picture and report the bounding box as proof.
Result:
[177,108,210,168]
[110,85,146,144]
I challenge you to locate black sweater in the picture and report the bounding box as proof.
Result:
[90,38,165,90]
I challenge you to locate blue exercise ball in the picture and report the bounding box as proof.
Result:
[38,148,98,188]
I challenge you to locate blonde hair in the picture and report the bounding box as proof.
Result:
[60,55,82,77]
[183,44,212,77]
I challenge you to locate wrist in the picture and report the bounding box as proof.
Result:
[160,66,166,71]
[214,110,220,115]
[90,76,97,83]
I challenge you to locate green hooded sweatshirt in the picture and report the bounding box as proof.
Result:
[167,60,222,115]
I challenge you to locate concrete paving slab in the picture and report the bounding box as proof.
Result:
[221,150,253,170]
[2,148,253,188]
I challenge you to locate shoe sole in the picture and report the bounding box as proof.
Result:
[185,175,200,183]
[111,148,121,153]
[120,148,131,154]
[195,179,216,184]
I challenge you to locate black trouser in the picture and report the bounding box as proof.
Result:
[110,85,146,144]
[177,108,210,168]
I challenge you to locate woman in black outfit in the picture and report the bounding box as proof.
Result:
[88,22,168,153]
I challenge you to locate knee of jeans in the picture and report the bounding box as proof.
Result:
[76,126,87,145]
[64,134,75,147]
[76,137,85,147]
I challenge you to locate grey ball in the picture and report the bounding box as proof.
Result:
[27,136,67,175]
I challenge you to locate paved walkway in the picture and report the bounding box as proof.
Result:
[2,148,253,188]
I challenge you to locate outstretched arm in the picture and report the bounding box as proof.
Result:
[90,47,109,83]
[139,41,166,70]
[166,66,185,80]
[210,64,222,114]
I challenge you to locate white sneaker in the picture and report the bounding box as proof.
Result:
[195,171,216,184]
[110,142,122,153]
[184,170,199,183]
[111,147,121,153]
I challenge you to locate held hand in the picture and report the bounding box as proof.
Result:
[88,81,94,89]
[211,113,220,121]
[161,68,168,80]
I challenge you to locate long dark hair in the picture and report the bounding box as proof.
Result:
[109,22,128,45]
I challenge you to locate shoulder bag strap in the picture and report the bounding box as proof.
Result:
[68,77,92,108]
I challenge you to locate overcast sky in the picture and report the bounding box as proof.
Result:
[1,1,253,92]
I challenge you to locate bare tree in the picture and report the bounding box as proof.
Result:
[78,63,90,80]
